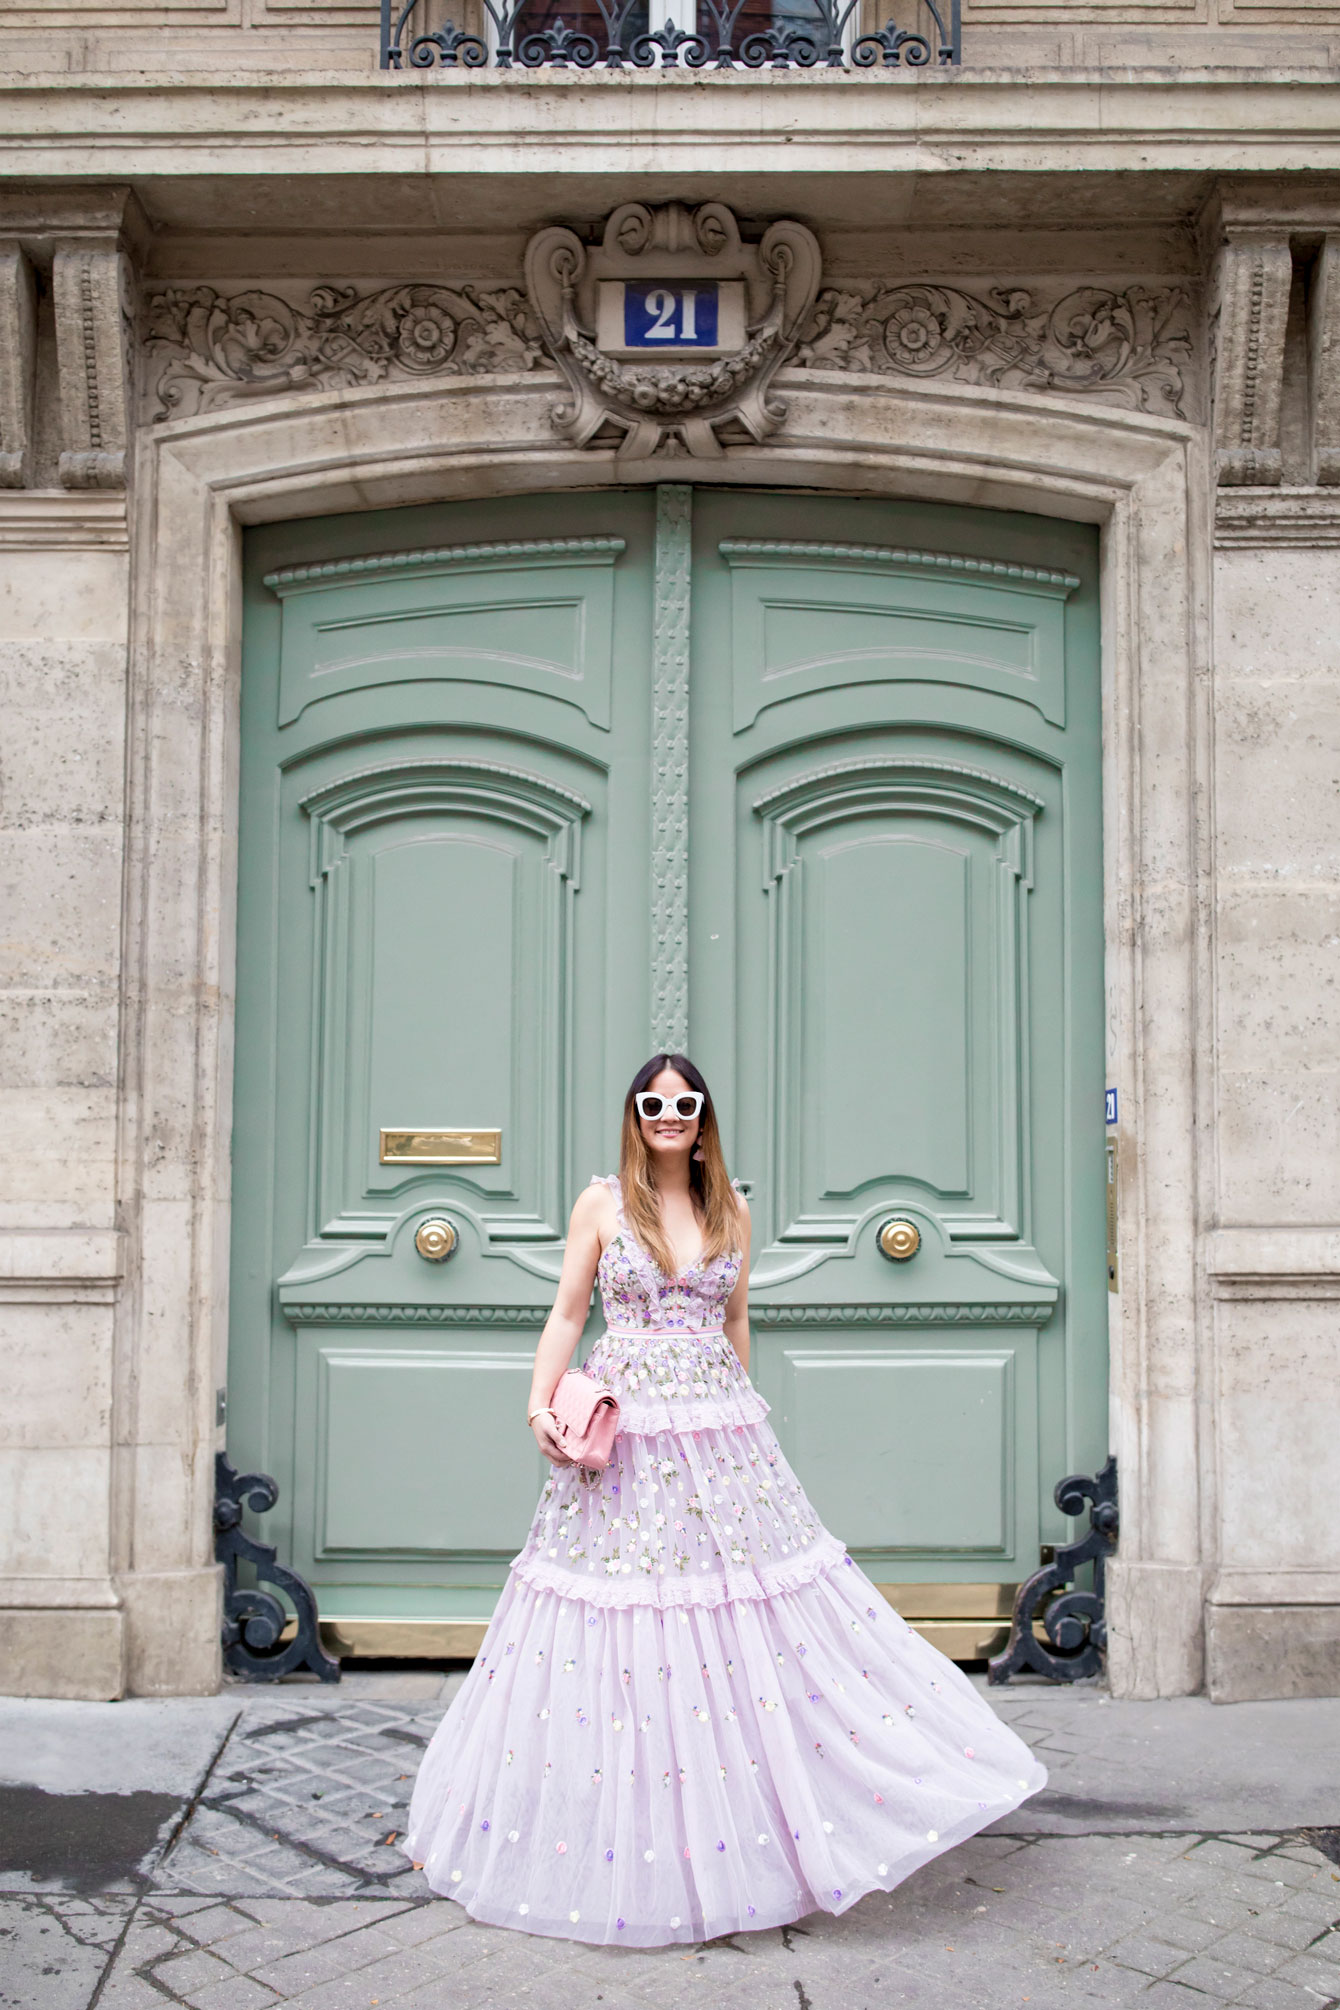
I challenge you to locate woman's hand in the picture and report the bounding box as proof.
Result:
[530,1409,574,1465]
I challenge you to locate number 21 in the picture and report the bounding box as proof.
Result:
[644,288,699,341]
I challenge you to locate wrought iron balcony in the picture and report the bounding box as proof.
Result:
[381,0,959,71]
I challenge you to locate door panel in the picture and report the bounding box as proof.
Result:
[313,1344,540,1554]
[302,767,588,1240]
[691,489,1104,1590]
[275,540,623,730]
[779,1341,1027,1553]
[234,493,658,1621]
[753,772,1044,1239]
[724,543,1070,732]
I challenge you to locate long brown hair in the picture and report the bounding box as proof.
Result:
[618,1054,741,1277]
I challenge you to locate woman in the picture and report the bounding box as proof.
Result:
[403,1053,1045,1945]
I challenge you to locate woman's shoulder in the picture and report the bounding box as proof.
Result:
[570,1177,616,1225]
[577,1174,620,1212]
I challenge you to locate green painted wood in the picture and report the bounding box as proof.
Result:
[689,489,1105,1587]
[233,493,659,1609]
[231,484,1105,1624]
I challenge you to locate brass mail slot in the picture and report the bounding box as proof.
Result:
[379,1128,501,1165]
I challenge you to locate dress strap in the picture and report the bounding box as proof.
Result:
[590,1172,628,1228]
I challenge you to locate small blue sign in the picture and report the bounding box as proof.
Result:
[1105,1088,1118,1126]
[624,282,719,350]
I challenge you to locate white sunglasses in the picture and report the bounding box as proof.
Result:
[634,1091,704,1122]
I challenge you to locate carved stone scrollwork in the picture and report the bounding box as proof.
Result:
[145,282,545,422]
[796,282,1193,419]
[524,201,822,458]
[1210,233,1292,486]
[0,244,36,489]
[53,245,133,490]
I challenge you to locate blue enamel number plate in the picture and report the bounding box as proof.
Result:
[623,282,720,349]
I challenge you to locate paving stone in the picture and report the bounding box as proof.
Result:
[1180,1894,1275,1934]
[339,1904,452,1951]
[228,1898,403,1943]
[150,1947,241,1994]
[1185,1841,1267,1872]
[1243,1858,1329,1891]
[249,1928,406,1996]
[1232,1975,1340,2010]
[1281,1889,1340,1926]
[1171,1951,1270,1997]
[1240,1910,1335,1952]
[310,1944,451,2003]
[735,1967,975,2010]
[1141,1910,1232,1954]
[185,1976,283,2010]
[1104,1931,1196,1977]
[1208,1928,1298,1975]
[1134,1986,1224,2008]
[168,1904,264,1947]
[1272,1949,1340,1993]
[0,1895,131,2010]
[95,1978,175,2010]
[193,1923,313,1971]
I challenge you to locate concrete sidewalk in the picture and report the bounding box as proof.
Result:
[2,1671,1339,2010]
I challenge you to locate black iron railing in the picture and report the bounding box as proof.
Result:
[381,0,959,69]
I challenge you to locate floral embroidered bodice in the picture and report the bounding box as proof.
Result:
[593,1173,741,1335]
[582,1174,764,1438]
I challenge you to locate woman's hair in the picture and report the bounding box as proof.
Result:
[618,1054,741,1276]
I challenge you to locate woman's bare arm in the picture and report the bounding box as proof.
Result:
[527,1183,609,1464]
[722,1191,752,1373]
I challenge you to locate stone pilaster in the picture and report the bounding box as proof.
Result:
[1211,231,1292,486]
[1310,235,1340,486]
[53,244,132,491]
[0,244,36,489]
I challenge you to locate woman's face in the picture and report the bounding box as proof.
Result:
[637,1067,702,1169]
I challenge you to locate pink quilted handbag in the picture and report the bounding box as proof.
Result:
[549,1368,620,1482]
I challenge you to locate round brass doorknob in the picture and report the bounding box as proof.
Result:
[878,1218,921,1262]
[414,1217,458,1263]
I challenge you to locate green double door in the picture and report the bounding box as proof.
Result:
[232,485,1106,1649]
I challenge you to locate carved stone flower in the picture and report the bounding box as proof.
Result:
[395,300,458,372]
[885,302,944,365]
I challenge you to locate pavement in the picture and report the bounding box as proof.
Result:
[3,1668,1340,2010]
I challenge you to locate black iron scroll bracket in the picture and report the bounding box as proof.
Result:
[214,1452,341,1684]
[988,1455,1118,1685]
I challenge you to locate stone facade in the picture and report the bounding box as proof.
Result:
[0,20,1337,1702]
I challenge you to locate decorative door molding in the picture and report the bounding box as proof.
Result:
[650,485,692,1053]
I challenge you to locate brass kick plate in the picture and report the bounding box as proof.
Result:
[380,1128,501,1165]
[307,1587,1023,1669]
[319,1617,491,1660]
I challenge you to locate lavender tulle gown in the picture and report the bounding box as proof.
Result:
[404,1174,1046,1945]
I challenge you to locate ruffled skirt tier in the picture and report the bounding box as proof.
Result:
[404,1394,1046,1945]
